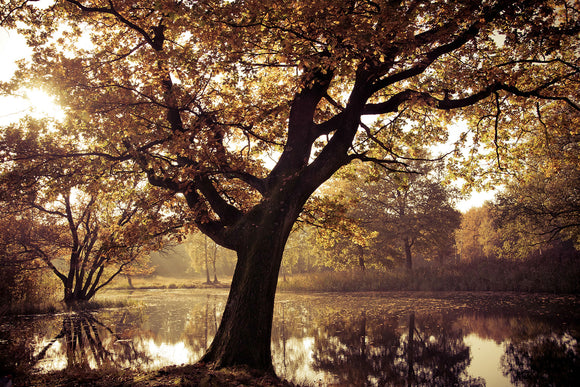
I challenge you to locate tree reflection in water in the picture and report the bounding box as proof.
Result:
[181,294,223,356]
[502,332,579,386]
[34,312,151,372]
[309,311,484,386]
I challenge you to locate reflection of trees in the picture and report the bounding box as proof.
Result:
[271,302,336,381]
[311,312,483,386]
[312,312,402,385]
[33,312,150,371]
[406,314,483,386]
[0,317,55,378]
[182,295,223,356]
[5,293,577,385]
[501,333,579,386]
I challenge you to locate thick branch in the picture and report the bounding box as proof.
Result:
[363,81,580,116]
[196,176,242,225]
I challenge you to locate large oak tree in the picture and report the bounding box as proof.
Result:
[1,0,578,373]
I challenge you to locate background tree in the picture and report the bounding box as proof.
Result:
[310,180,380,271]
[455,204,501,262]
[186,231,235,284]
[0,123,182,303]
[493,146,580,261]
[0,184,180,304]
[280,228,317,280]
[363,162,461,270]
[2,0,578,372]
[318,161,461,271]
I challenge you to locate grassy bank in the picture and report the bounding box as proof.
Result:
[109,275,231,290]
[278,259,580,294]
[2,298,135,316]
[2,276,231,316]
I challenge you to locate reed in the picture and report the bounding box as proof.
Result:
[278,259,580,294]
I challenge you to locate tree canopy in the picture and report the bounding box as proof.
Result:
[1,0,578,373]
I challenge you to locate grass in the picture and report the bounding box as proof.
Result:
[109,275,231,290]
[278,258,580,294]
[3,298,137,316]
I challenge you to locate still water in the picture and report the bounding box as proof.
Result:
[1,290,578,386]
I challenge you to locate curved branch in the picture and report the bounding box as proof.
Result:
[196,176,243,225]
[370,20,482,94]
[64,0,163,50]
[363,80,580,116]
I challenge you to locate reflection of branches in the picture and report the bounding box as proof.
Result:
[312,312,403,385]
[501,334,580,386]
[33,312,150,371]
[311,312,481,386]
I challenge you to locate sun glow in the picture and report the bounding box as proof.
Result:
[24,88,66,121]
[0,88,66,125]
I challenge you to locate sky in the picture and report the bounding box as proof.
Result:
[0,24,495,212]
[0,28,29,123]
[0,27,66,123]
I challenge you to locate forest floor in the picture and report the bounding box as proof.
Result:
[19,363,296,386]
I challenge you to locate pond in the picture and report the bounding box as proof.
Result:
[1,290,579,386]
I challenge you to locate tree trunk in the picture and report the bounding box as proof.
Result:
[358,245,365,271]
[212,244,219,284]
[63,285,90,305]
[204,235,211,284]
[200,206,295,373]
[404,236,413,271]
[126,275,134,289]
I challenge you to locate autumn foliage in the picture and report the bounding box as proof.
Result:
[1,0,578,373]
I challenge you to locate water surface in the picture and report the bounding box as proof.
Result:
[1,290,578,386]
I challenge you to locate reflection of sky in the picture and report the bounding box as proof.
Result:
[273,336,332,385]
[464,334,511,387]
[32,335,203,373]
[33,338,67,372]
[136,339,197,370]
